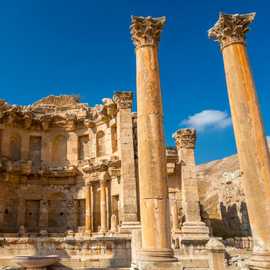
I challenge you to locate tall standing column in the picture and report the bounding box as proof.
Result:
[85,183,92,234]
[209,12,270,269]
[100,172,108,234]
[113,92,139,231]
[173,128,209,242]
[130,16,175,262]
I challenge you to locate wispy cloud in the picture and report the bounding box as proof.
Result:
[182,110,232,132]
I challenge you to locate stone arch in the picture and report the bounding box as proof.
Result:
[51,135,67,166]
[96,130,106,157]
[10,133,21,161]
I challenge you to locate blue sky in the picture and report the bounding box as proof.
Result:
[0,0,269,164]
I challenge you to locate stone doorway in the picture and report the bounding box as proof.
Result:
[25,200,40,232]
[48,200,67,233]
[0,200,17,233]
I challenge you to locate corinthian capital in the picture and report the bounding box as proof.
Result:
[130,16,166,48]
[208,12,255,49]
[113,91,133,110]
[173,128,196,150]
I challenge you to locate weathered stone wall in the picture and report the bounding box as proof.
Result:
[0,95,122,235]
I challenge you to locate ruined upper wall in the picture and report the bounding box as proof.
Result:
[0,95,118,132]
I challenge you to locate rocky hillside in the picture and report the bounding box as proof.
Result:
[197,142,270,238]
[196,153,251,238]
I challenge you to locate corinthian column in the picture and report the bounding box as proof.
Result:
[209,12,270,269]
[173,128,209,242]
[130,16,175,262]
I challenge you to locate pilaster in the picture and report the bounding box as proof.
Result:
[113,91,139,230]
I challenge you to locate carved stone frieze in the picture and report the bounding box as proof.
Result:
[208,12,256,49]
[82,156,120,174]
[173,128,196,149]
[113,92,133,110]
[130,16,166,48]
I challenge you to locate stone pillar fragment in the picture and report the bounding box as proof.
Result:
[130,16,175,262]
[173,128,209,242]
[110,214,117,233]
[209,12,270,269]
[17,198,25,230]
[113,92,139,231]
[171,200,179,233]
[39,199,48,232]
[206,238,226,270]
[85,184,91,234]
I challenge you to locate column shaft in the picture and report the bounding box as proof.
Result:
[100,180,107,233]
[85,184,91,233]
[223,43,270,251]
[181,148,201,223]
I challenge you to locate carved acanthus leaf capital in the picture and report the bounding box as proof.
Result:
[130,16,166,48]
[208,12,255,49]
[113,91,133,110]
[173,128,196,149]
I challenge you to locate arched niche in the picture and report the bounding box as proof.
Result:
[51,135,67,166]
[78,135,90,160]
[10,133,21,161]
[96,130,106,157]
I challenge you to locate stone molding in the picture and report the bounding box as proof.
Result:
[82,156,121,174]
[130,16,166,48]
[0,158,79,178]
[208,12,256,49]
[173,128,196,149]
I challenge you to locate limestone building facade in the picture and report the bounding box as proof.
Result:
[0,93,186,237]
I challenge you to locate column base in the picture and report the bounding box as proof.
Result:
[84,230,92,236]
[137,260,181,270]
[181,222,209,244]
[28,268,46,270]
[249,251,270,270]
[138,248,177,262]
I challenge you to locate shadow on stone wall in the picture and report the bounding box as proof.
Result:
[201,202,251,239]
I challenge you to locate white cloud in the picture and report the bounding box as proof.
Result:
[267,136,270,144]
[182,110,232,132]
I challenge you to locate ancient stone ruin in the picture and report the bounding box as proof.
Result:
[0,12,269,270]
